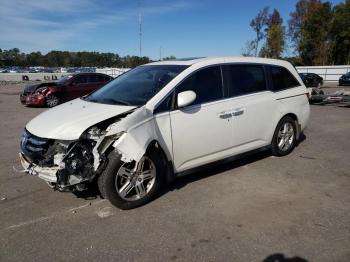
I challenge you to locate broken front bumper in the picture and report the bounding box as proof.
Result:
[19,152,58,183]
[23,94,46,106]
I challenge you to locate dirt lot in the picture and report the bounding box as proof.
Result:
[0,84,349,262]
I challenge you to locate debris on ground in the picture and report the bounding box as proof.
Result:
[309,88,350,105]
[96,207,113,218]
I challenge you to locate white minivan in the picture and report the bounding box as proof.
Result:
[20,57,310,209]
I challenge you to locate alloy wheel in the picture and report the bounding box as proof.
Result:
[46,95,59,107]
[115,156,156,201]
[277,122,295,152]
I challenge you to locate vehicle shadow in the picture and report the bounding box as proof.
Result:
[74,133,307,201]
[73,149,273,201]
[166,149,272,193]
[73,182,100,200]
[165,132,306,195]
[296,132,306,147]
[263,253,308,262]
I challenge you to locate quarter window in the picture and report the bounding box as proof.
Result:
[104,76,113,82]
[225,64,267,97]
[154,93,173,114]
[176,66,223,106]
[270,66,300,91]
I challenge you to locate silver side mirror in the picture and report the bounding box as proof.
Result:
[177,90,196,108]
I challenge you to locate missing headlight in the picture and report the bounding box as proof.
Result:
[57,140,96,187]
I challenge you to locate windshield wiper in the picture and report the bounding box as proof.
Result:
[81,96,94,102]
[101,98,131,106]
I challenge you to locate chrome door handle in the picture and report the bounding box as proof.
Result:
[218,112,232,119]
[232,109,244,116]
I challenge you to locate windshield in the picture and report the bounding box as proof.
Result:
[83,65,188,106]
[56,75,73,84]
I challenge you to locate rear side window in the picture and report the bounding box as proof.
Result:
[72,75,88,84]
[176,66,223,106]
[270,66,300,91]
[89,74,104,83]
[225,64,267,97]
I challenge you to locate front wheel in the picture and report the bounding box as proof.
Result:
[271,116,297,157]
[45,94,60,107]
[98,150,163,209]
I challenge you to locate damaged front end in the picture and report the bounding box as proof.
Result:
[19,116,127,192]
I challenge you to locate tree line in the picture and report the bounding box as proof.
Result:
[243,0,350,65]
[0,48,153,68]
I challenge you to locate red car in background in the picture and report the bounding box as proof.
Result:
[20,73,113,107]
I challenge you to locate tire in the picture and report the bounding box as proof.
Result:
[98,150,164,210]
[271,116,297,157]
[45,94,60,107]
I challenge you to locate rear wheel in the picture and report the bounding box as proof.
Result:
[98,150,163,209]
[45,94,60,107]
[271,116,297,156]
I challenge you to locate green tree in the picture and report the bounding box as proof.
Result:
[262,9,285,58]
[288,0,321,55]
[26,52,43,66]
[330,0,350,64]
[163,56,176,60]
[299,2,333,65]
[250,7,269,57]
[0,48,152,68]
[241,40,256,56]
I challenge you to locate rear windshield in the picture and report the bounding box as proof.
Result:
[56,75,73,84]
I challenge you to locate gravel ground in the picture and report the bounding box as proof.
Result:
[0,83,349,262]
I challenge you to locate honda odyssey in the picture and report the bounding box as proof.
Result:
[19,57,310,209]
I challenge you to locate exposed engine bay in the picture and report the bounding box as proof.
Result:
[20,110,135,192]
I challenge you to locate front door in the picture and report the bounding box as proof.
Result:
[169,66,234,172]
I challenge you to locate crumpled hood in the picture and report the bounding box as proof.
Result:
[26,98,136,140]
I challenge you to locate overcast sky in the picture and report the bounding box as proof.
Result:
[0,0,344,59]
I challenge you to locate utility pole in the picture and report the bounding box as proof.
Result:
[159,46,162,61]
[138,2,142,57]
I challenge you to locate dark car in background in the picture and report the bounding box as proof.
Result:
[20,73,113,107]
[339,72,350,86]
[299,73,323,87]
